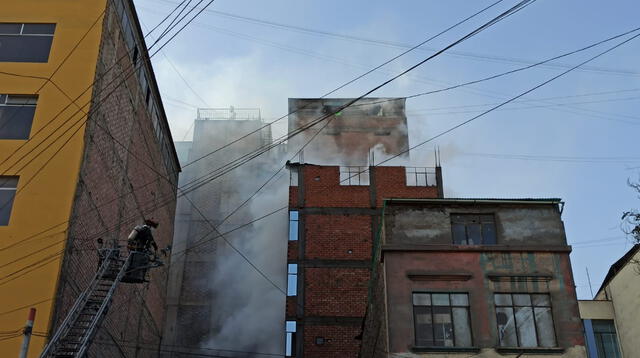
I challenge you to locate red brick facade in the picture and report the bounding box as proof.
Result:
[286,164,440,357]
[51,2,179,357]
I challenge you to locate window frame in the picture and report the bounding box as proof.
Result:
[450,213,497,245]
[285,320,297,356]
[287,263,298,296]
[0,94,38,139]
[494,292,557,348]
[339,166,370,186]
[412,292,473,348]
[288,211,299,241]
[0,176,19,226]
[0,23,56,63]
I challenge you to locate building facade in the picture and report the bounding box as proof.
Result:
[360,199,587,358]
[284,163,442,357]
[578,244,639,358]
[164,108,279,354]
[0,1,179,357]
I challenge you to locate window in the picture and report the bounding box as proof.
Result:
[285,321,296,356]
[339,166,369,185]
[451,214,496,245]
[289,211,298,241]
[495,293,556,348]
[0,23,55,62]
[290,168,299,187]
[0,176,18,226]
[406,167,435,186]
[413,293,472,347]
[287,264,297,296]
[592,320,622,358]
[0,95,38,139]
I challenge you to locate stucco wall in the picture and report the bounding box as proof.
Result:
[385,203,565,246]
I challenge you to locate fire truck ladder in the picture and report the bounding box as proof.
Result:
[39,249,131,358]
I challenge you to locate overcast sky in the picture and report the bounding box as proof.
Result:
[133,0,640,299]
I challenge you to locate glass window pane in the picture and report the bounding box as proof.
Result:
[452,307,472,347]
[406,169,416,186]
[482,223,497,244]
[515,307,537,347]
[513,294,532,306]
[451,223,466,244]
[432,293,450,306]
[433,306,453,347]
[451,294,469,306]
[0,35,54,62]
[532,294,550,307]
[285,332,293,356]
[286,321,296,332]
[0,190,17,226]
[289,211,298,221]
[287,273,297,296]
[289,220,298,241]
[596,332,622,358]
[22,23,56,35]
[413,293,431,306]
[0,106,36,139]
[494,294,512,306]
[496,307,517,347]
[0,177,18,189]
[6,95,38,105]
[288,264,297,274]
[534,307,557,347]
[415,306,433,347]
[0,24,22,34]
[592,320,616,333]
[480,215,495,223]
[416,173,427,186]
[466,224,482,245]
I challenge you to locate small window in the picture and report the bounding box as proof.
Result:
[592,320,622,358]
[285,321,297,356]
[413,292,472,347]
[289,211,298,241]
[451,214,496,245]
[0,95,38,139]
[339,166,369,185]
[287,264,297,296]
[0,23,55,62]
[0,176,18,225]
[495,293,556,348]
[290,168,299,187]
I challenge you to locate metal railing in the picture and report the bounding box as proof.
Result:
[339,166,370,186]
[405,167,437,187]
[197,107,262,121]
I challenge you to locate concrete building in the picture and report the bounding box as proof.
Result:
[287,98,409,165]
[164,108,279,353]
[0,1,179,357]
[360,198,587,358]
[284,163,442,357]
[578,244,639,358]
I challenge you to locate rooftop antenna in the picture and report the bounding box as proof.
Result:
[586,267,594,298]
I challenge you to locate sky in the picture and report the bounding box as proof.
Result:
[132,0,640,300]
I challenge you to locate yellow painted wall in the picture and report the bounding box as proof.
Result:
[596,249,640,358]
[0,1,107,356]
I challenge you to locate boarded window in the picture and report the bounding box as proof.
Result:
[0,23,55,62]
[0,95,38,139]
[0,176,18,225]
[451,214,497,245]
[495,293,557,348]
[413,292,472,347]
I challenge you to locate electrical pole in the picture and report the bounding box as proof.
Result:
[18,308,36,358]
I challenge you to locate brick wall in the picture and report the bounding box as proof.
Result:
[52,2,178,357]
[287,163,440,357]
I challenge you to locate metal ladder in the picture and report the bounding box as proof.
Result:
[39,249,131,358]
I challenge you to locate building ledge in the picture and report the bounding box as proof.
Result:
[410,346,480,353]
[382,244,572,253]
[496,347,565,354]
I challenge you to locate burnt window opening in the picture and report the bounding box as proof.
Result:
[0,94,38,139]
[451,214,497,245]
[495,293,557,348]
[0,23,55,62]
[413,292,472,348]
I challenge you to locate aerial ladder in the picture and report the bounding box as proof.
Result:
[39,248,160,358]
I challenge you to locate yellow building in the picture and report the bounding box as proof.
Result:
[0,1,179,357]
[578,244,640,358]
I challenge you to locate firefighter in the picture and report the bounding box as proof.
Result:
[127,219,159,255]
